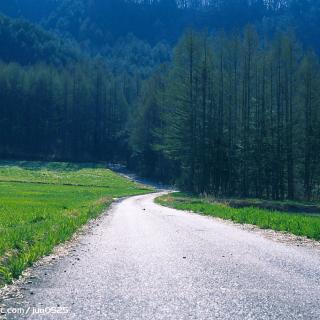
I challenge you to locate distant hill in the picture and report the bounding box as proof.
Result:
[0,0,57,22]
[1,1,320,54]
[0,14,81,65]
[0,0,269,47]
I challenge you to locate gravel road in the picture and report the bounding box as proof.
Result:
[1,192,320,320]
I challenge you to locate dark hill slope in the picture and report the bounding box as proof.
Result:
[0,14,80,65]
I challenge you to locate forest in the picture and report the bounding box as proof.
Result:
[131,29,320,201]
[1,0,320,200]
[1,0,320,52]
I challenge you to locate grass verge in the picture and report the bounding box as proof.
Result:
[156,192,320,241]
[0,161,152,285]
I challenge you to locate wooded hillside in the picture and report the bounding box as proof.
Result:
[130,29,320,200]
[1,1,320,200]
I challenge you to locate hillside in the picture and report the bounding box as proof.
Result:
[0,14,80,65]
[1,0,320,53]
[0,1,320,200]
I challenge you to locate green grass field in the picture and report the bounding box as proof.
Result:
[0,161,152,285]
[156,193,320,241]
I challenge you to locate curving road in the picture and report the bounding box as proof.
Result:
[2,192,320,319]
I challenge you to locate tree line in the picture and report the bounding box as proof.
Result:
[0,61,138,162]
[1,25,320,201]
[130,27,320,200]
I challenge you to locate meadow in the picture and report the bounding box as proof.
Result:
[0,161,152,285]
[156,193,320,241]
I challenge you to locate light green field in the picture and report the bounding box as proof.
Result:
[156,193,320,241]
[0,161,152,285]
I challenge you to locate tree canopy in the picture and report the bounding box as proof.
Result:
[1,1,320,200]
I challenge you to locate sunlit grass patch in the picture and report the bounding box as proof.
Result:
[156,193,320,241]
[0,161,152,285]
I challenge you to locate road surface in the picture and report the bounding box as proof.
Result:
[1,192,320,319]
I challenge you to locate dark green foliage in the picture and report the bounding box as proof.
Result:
[1,0,320,53]
[0,14,80,66]
[129,66,176,181]
[1,2,320,201]
[131,29,320,200]
[103,34,172,77]
[0,61,132,162]
[0,0,57,22]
